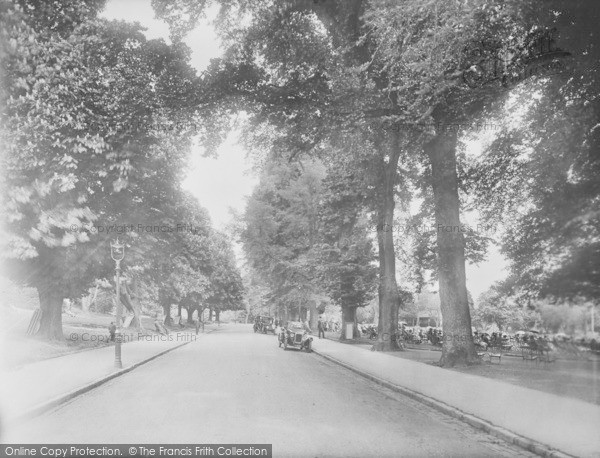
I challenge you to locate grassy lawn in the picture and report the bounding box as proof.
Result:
[0,304,204,370]
[324,331,600,405]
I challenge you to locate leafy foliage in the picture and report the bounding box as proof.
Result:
[0,0,243,338]
[469,1,600,301]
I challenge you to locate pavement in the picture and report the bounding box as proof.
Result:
[0,329,200,425]
[2,325,533,457]
[311,336,600,458]
[1,325,598,457]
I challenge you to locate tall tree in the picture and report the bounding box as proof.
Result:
[241,157,325,323]
[317,163,377,339]
[1,1,200,338]
[205,230,245,321]
[151,0,583,362]
[363,0,569,364]
[154,0,412,350]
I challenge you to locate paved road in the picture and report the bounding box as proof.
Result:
[5,325,534,457]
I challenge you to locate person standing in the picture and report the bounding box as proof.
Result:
[302,319,312,334]
[108,322,116,342]
[317,317,325,339]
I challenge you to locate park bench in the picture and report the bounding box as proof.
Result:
[487,345,503,364]
[521,346,538,364]
[537,351,556,366]
[536,345,556,366]
[522,344,556,367]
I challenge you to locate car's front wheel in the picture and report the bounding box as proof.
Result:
[283,338,288,350]
[305,340,312,353]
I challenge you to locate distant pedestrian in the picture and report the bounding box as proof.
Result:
[303,319,312,334]
[318,317,325,339]
[154,319,169,335]
[108,322,116,342]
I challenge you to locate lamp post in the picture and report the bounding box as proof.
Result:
[110,238,125,369]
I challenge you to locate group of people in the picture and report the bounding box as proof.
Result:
[318,320,340,333]
[269,317,328,339]
[354,324,553,351]
[360,324,378,339]
[268,316,599,354]
[473,331,512,350]
[473,331,569,354]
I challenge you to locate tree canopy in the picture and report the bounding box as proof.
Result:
[2,0,597,362]
[0,0,243,338]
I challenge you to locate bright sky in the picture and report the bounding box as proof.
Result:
[101,0,506,300]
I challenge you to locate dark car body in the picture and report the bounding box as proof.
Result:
[254,316,275,334]
[279,321,313,352]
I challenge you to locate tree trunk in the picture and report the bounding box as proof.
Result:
[37,286,64,340]
[215,309,220,323]
[187,305,195,324]
[120,281,141,329]
[128,277,144,330]
[283,304,289,324]
[308,299,318,333]
[82,284,98,312]
[372,136,402,351]
[426,131,478,366]
[163,303,173,326]
[299,305,307,322]
[340,305,358,340]
[208,307,213,321]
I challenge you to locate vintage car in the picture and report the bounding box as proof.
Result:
[279,321,313,352]
[254,316,275,334]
